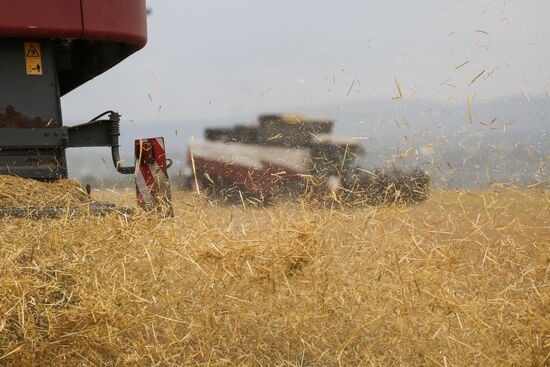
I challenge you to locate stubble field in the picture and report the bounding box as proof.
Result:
[0,186,549,366]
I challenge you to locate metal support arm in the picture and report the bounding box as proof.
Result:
[0,111,136,175]
[67,111,135,174]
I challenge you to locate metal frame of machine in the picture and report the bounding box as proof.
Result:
[0,0,173,214]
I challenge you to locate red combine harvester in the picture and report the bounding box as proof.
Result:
[0,0,172,216]
[187,114,430,205]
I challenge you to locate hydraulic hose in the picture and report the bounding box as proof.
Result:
[107,112,135,175]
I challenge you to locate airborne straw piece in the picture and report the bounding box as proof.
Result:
[469,70,486,86]
[475,29,490,35]
[267,133,283,142]
[346,79,357,97]
[455,61,470,70]
[480,117,497,128]
[392,78,403,99]
[189,139,201,195]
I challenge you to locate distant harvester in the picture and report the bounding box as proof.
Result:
[186,114,430,205]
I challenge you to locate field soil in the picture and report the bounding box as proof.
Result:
[0,188,548,366]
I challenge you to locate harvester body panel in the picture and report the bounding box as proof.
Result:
[0,0,147,94]
[189,138,310,195]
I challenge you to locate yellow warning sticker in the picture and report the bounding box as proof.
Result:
[24,42,43,75]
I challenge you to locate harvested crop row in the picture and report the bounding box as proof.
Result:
[0,176,89,208]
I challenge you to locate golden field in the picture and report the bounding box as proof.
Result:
[0,187,548,366]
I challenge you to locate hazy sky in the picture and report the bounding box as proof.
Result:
[62,0,550,123]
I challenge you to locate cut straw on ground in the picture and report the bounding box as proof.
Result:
[0,179,548,366]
